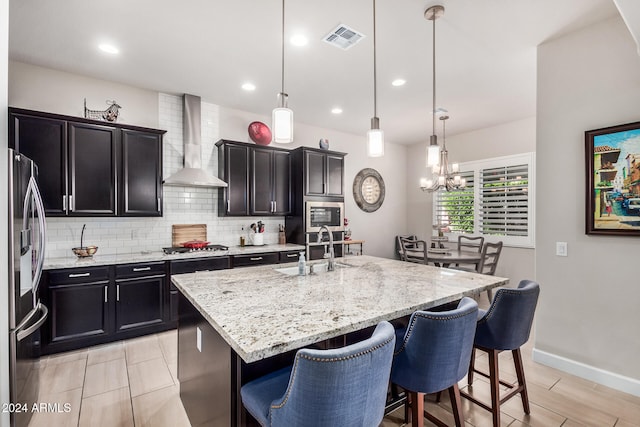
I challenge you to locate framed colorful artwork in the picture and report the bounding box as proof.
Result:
[586,121,640,235]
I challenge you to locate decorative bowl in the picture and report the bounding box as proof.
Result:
[72,246,98,258]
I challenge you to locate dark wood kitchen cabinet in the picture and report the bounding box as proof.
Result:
[9,108,165,217]
[41,262,171,354]
[250,147,291,215]
[292,147,345,198]
[217,141,250,215]
[44,266,111,352]
[114,262,165,333]
[217,140,292,217]
[8,113,68,215]
[68,122,118,215]
[121,129,163,216]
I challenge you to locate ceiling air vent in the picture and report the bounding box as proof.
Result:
[322,24,365,50]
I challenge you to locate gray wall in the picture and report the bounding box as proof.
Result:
[536,15,640,390]
[9,61,159,128]
[406,117,536,285]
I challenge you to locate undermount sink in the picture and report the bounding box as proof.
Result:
[275,262,351,276]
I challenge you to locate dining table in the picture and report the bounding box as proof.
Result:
[405,248,483,268]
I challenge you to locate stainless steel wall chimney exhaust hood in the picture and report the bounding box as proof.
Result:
[163,94,228,188]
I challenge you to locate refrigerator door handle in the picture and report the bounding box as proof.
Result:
[16,302,48,342]
[29,177,47,301]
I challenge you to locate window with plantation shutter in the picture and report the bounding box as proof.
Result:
[479,164,529,237]
[432,152,535,248]
[435,171,474,233]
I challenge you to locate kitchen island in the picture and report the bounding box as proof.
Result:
[172,255,508,426]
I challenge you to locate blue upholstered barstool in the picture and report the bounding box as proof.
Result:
[391,297,479,427]
[461,280,540,427]
[240,321,395,427]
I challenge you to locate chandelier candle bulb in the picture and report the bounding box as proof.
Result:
[452,163,459,173]
[453,175,461,186]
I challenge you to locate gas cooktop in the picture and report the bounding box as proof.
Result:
[162,244,229,255]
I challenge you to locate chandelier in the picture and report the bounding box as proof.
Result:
[419,5,464,192]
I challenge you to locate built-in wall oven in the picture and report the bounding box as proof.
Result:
[305,201,344,232]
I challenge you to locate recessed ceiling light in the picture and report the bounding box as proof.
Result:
[98,43,119,54]
[392,79,406,87]
[290,34,308,47]
[241,82,256,91]
[331,107,343,114]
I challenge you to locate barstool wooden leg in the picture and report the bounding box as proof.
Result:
[468,347,476,385]
[448,384,465,427]
[512,348,531,414]
[488,349,500,427]
[409,391,425,427]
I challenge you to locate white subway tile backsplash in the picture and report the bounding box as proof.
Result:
[45,93,286,260]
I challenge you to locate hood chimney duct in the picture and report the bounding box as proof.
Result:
[163,94,228,188]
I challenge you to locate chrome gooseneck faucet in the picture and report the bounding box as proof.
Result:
[317,225,335,271]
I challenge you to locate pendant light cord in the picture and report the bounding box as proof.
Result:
[373,0,378,118]
[432,11,436,137]
[281,0,285,96]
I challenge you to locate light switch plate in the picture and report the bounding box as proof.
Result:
[196,327,202,352]
[556,242,568,257]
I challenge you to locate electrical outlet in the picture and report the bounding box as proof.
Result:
[196,327,202,352]
[556,242,568,257]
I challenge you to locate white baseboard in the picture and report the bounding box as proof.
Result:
[532,348,640,397]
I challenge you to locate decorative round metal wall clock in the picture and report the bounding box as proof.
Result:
[353,168,385,212]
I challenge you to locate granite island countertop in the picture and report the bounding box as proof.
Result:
[43,243,305,270]
[171,255,509,363]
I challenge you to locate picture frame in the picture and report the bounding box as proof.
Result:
[585,120,640,236]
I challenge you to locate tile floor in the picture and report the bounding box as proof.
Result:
[29,316,640,427]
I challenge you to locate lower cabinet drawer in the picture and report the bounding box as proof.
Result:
[115,262,165,279]
[232,252,279,267]
[279,251,301,263]
[170,257,231,274]
[48,266,110,285]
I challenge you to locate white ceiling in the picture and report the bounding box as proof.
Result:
[9,0,621,145]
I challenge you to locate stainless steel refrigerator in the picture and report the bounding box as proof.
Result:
[8,148,48,427]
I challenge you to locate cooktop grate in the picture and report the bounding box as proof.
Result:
[162,244,229,255]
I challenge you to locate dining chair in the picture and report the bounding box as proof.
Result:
[457,235,484,253]
[451,241,503,301]
[396,235,417,260]
[391,297,479,427]
[399,236,428,264]
[461,280,540,427]
[477,241,503,300]
[240,321,395,427]
[455,235,485,269]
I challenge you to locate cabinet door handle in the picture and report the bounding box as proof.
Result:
[62,195,67,212]
[116,285,120,302]
[157,198,161,212]
[69,272,90,278]
[250,257,263,261]
[104,286,108,303]
[69,195,74,212]
[227,200,230,212]
[286,253,297,258]
[133,267,151,272]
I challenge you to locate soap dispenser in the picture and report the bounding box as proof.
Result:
[298,252,306,276]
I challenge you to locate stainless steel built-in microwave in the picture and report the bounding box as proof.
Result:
[305,201,345,232]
